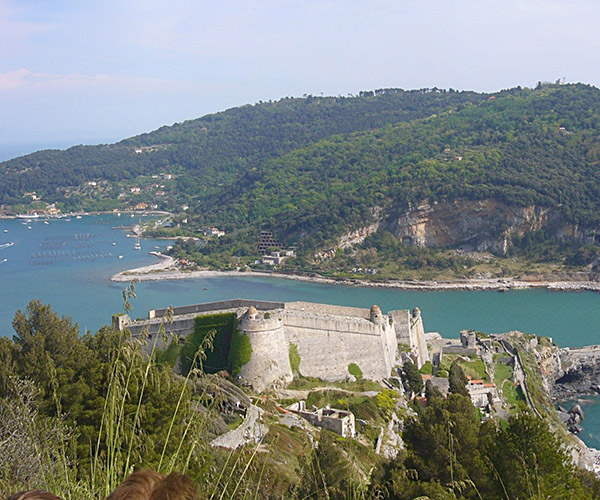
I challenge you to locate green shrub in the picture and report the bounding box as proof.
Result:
[156,340,181,368]
[375,389,398,418]
[228,329,252,377]
[180,313,237,374]
[348,363,363,380]
[419,361,433,375]
[289,343,301,374]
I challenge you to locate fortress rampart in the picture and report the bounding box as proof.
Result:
[113,298,429,392]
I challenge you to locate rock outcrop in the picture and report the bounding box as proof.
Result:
[554,346,600,399]
[384,199,599,254]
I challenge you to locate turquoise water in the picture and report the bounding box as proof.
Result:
[560,397,600,449]
[3,214,600,446]
[2,215,600,346]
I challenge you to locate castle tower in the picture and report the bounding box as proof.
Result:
[412,307,421,319]
[238,306,292,392]
[370,305,383,325]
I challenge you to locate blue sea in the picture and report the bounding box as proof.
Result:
[2,214,600,445]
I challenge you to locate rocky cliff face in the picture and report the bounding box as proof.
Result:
[554,347,600,400]
[384,199,597,254]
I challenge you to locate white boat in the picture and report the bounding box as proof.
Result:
[134,238,141,250]
[44,220,49,224]
[3,229,7,233]
[27,226,32,230]
[118,255,123,259]
[16,214,39,219]
[112,242,117,246]
[76,215,82,219]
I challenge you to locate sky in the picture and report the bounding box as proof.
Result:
[1,0,600,160]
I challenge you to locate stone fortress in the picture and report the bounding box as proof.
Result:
[113,299,429,392]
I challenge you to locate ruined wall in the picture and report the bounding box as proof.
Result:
[392,309,429,368]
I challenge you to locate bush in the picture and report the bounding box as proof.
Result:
[348,363,363,380]
[228,329,252,377]
[289,343,301,375]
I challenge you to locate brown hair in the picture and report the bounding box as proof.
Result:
[149,473,198,500]
[106,470,198,500]
[6,491,63,500]
[106,470,164,500]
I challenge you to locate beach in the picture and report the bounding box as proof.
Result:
[111,253,600,292]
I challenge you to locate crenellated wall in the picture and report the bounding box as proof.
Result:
[113,298,429,392]
[283,308,396,382]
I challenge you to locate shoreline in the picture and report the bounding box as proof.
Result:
[0,209,171,219]
[111,255,600,292]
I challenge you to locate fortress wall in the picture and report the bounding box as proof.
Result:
[127,317,198,338]
[241,310,284,332]
[149,299,284,319]
[283,310,396,381]
[284,311,383,336]
[284,301,371,320]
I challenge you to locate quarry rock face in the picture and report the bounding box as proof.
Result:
[385,199,598,254]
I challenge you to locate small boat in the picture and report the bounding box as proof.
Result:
[134,240,141,250]
[1,258,7,263]
[118,255,123,259]
[27,226,32,230]
[76,215,82,219]
[44,220,49,224]
[2,229,7,233]
[112,242,117,246]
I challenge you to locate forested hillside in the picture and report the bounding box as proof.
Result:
[0,88,484,204]
[4,83,600,273]
[197,84,600,241]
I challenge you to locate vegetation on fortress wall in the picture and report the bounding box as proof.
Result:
[288,342,301,375]
[180,312,237,374]
[347,362,363,380]
[227,328,252,377]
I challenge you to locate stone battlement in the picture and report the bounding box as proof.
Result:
[113,298,430,392]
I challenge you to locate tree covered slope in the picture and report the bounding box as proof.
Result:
[3,83,600,259]
[0,88,484,204]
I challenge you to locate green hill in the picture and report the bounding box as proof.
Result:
[0,88,483,204]
[4,83,600,275]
